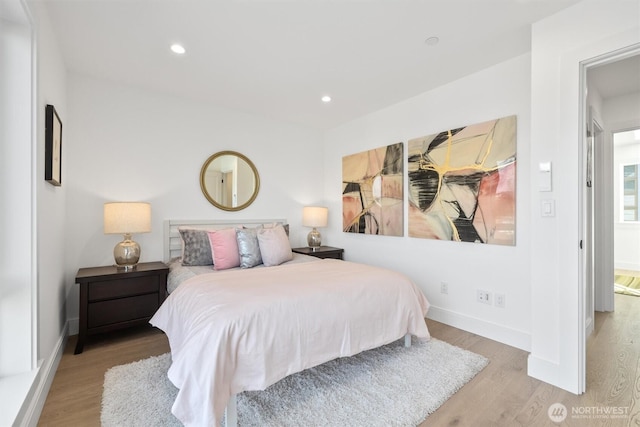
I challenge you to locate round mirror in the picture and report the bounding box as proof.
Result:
[200,151,260,211]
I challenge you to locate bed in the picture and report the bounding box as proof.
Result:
[151,219,431,426]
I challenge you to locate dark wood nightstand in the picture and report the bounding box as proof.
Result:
[74,261,169,354]
[292,246,344,260]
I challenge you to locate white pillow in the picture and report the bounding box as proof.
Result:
[257,225,292,266]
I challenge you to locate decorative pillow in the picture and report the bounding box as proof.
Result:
[265,222,290,237]
[178,228,213,266]
[207,228,240,270]
[236,227,263,268]
[257,225,292,267]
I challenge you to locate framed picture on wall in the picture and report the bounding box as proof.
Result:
[45,104,62,186]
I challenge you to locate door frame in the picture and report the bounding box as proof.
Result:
[579,44,640,371]
[590,114,611,313]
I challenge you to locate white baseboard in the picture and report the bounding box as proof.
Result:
[527,353,582,395]
[17,322,68,427]
[585,315,594,338]
[527,354,561,387]
[426,305,531,351]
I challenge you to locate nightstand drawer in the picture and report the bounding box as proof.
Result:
[292,246,344,260]
[88,275,159,301]
[88,293,159,328]
[315,252,342,259]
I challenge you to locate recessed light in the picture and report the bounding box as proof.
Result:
[321,95,331,103]
[424,36,439,46]
[170,44,186,55]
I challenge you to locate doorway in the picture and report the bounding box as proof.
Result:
[582,48,640,392]
[613,128,640,293]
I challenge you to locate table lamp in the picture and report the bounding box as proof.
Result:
[302,206,328,250]
[104,202,151,270]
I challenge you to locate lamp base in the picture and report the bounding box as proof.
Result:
[307,228,322,249]
[114,234,140,270]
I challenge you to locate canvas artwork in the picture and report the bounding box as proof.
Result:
[407,115,517,245]
[342,142,404,236]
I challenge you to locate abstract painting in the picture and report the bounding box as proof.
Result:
[407,115,516,245]
[343,142,403,236]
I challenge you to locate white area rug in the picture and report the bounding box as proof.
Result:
[101,338,488,427]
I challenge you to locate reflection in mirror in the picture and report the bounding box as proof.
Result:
[200,151,260,211]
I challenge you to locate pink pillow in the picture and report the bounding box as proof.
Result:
[207,229,240,270]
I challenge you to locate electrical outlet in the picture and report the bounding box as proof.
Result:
[495,293,506,308]
[440,282,449,295]
[476,290,492,305]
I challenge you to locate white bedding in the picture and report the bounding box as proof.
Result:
[150,258,430,426]
[166,252,318,294]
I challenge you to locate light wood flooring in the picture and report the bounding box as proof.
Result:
[38,293,640,426]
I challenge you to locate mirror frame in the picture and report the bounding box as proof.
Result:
[199,150,260,211]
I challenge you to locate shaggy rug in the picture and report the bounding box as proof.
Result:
[101,338,488,427]
[615,274,640,296]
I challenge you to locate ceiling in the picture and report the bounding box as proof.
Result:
[588,55,640,99]
[42,0,590,130]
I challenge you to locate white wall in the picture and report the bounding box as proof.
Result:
[324,53,532,350]
[30,0,69,424]
[64,75,324,328]
[529,0,640,393]
[34,0,68,370]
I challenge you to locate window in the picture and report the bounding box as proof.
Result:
[1,2,37,425]
[623,163,639,221]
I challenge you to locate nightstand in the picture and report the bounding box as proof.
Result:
[292,246,344,260]
[74,261,169,354]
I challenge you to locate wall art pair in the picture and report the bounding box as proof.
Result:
[342,115,517,246]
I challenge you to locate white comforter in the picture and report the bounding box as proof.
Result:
[150,259,430,426]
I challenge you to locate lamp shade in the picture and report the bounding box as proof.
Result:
[104,202,151,234]
[302,206,328,228]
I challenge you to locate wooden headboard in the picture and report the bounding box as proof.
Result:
[163,218,287,262]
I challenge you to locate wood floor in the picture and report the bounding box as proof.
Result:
[38,293,640,427]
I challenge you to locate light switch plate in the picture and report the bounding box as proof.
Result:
[541,199,555,217]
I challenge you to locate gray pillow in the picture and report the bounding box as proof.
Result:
[236,227,263,268]
[179,228,213,266]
